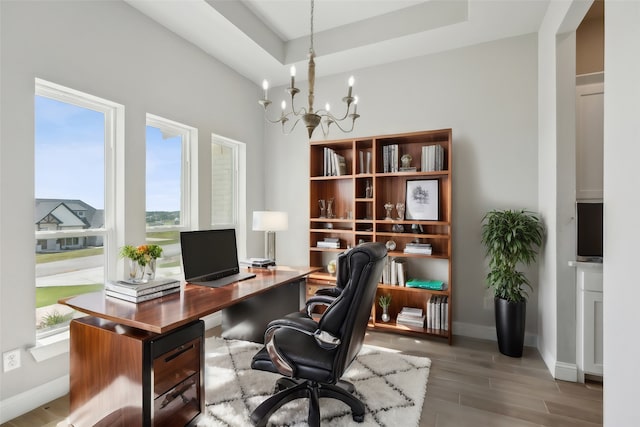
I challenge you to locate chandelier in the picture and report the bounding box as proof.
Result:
[258,0,360,139]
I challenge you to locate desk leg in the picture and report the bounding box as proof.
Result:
[221,280,301,343]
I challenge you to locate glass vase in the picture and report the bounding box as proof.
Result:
[142,258,157,282]
[381,306,391,322]
[127,258,144,282]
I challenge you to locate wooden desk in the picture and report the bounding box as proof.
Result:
[60,266,316,427]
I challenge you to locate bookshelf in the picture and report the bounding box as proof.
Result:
[308,129,453,343]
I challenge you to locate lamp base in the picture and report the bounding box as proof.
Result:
[265,231,276,264]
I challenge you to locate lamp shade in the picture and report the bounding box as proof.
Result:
[252,211,288,232]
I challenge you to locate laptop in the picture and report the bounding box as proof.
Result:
[180,229,255,288]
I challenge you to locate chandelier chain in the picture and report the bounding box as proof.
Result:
[309,0,314,54]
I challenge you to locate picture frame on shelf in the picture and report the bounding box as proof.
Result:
[405,179,439,220]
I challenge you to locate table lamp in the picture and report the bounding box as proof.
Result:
[252,211,288,263]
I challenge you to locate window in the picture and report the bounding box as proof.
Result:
[211,134,246,257]
[34,79,121,337]
[146,114,196,280]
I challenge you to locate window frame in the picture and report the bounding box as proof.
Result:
[34,79,123,341]
[145,113,197,233]
[211,134,247,258]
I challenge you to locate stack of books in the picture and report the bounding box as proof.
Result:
[396,307,426,328]
[105,278,180,303]
[403,242,432,255]
[406,279,445,291]
[421,144,445,172]
[323,147,347,176]
[317,237,340,249]
[250,258,275,268]
[381,258,408,286]
[426,295,449,333]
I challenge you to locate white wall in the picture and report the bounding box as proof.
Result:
[265,34,540,342]
[603,2,640,425]
[0,0,264,414]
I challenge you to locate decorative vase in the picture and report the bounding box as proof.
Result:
[494,297,526,357]
[127,258,144,282]
[142,258,157,282]
[381,306,391,322]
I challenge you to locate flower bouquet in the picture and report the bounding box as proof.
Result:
[120,244,163,282]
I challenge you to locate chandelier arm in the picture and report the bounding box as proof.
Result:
[281,117,303,135]
[323,114,359,134]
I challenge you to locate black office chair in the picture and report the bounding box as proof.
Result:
[249,242,387,427]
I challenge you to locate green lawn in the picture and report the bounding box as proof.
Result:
[36,284,103,308]
[36,247,103,264]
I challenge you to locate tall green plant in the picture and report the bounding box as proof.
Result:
[481,209,544,302]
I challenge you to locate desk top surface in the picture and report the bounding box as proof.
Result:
[60,266,317,334]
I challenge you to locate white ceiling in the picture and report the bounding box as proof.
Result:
[125,0,551,87]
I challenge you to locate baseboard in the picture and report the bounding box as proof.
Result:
[453,321,538,347]
[0,375,69,423]
[555,361,578,382]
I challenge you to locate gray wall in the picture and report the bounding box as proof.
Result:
[264,34,540,341]
[0,0,264,404]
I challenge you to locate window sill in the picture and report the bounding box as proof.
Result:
[29,330,70,362]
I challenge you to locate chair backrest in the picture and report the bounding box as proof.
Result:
[317,242,387,379]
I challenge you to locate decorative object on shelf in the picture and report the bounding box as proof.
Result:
[405,179,439,220]
[257,0,360,138]
[410,223,424,234]
[365,180,373,198]
[385,240,396,251]
[327,259,337,275]
[396,202,405,220]
[378,294,392,322]
[253,211,289,263]
[384,202,394,219]
[318,199,326,218]
[327,198,334,219]
[400,154,412,169]
[391,224,405,233]
[481,209,544,357]
[119,244,163,283]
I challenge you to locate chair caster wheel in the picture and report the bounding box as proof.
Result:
[352,414,364,423]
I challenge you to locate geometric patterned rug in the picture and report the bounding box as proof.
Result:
[197,337,431,427]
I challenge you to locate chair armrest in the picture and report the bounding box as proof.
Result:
[305,295,336,316]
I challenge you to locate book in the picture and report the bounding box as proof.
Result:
[105,278,180,297]
[406,279,445,290]
[106,286,180,303]
[396,259,407,287]
[399,306,423,317]
[317,241,340,248]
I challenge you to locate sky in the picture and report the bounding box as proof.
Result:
[35,95,181,212]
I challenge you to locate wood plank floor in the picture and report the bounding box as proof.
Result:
[1,330,602,427]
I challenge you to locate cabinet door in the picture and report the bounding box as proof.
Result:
[583,290,604,375]
[576,82,604,200]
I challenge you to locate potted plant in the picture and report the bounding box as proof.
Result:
[378,294,392,322]
[481,209,544,357]
[120,244,163,282]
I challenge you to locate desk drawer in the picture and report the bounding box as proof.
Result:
[153,373,200,427]
[153,337,200,398]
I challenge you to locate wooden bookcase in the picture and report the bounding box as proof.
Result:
[308,129,453,343]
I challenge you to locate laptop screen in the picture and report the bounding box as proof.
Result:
[180,229,240,282]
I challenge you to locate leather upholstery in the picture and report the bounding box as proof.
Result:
[250,242,387,426]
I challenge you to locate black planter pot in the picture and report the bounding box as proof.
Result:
[494,297,526,357]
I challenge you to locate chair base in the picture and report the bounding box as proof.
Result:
[250,378,365,427]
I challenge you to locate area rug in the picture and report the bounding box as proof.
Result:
[197,337,431,427]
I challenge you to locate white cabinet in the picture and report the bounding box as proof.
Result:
[573,261,603,380]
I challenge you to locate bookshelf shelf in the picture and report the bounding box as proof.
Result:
[308,129,453,344]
